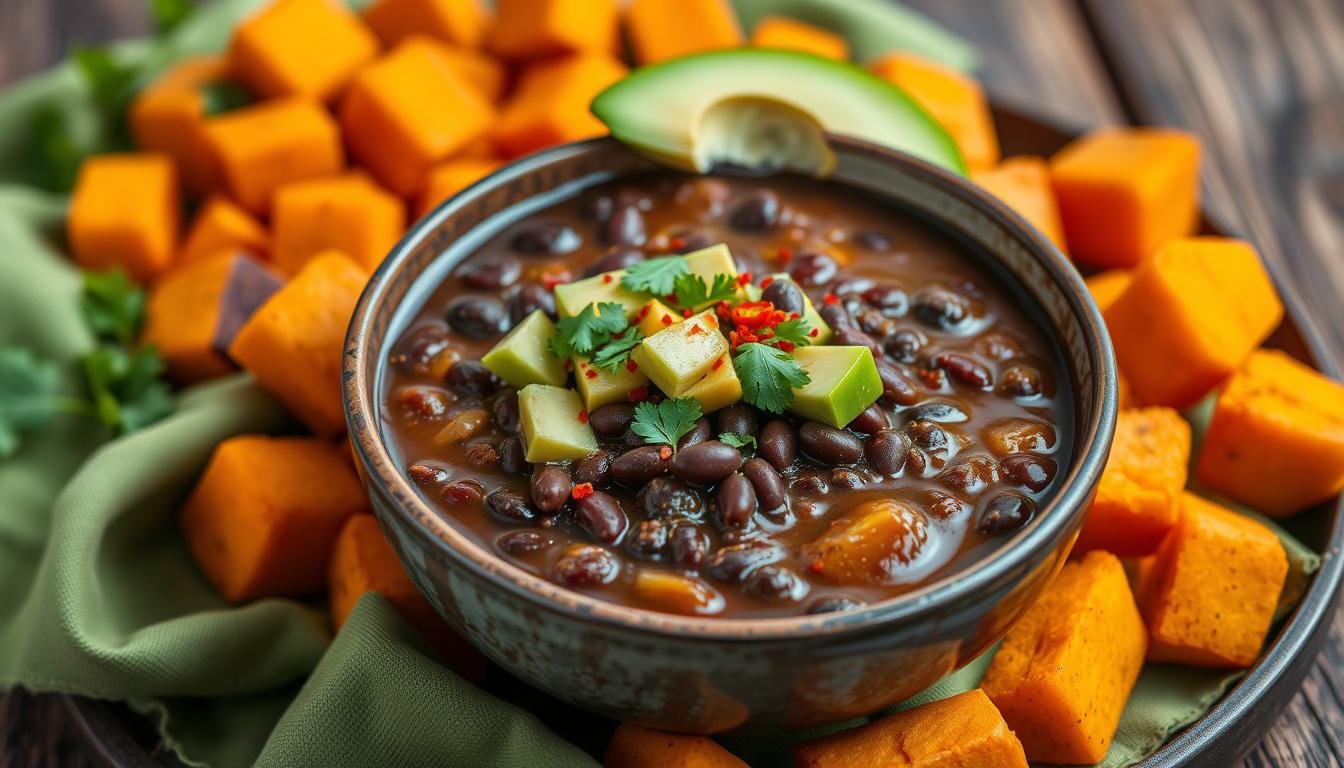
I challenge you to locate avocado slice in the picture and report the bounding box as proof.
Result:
[518,384,598,462]
[573,355,649,410]
[788,345,882,428]
[554,271,645,319]
[631,309,728,397]
[481,310,568,388]
[591,49,965,176]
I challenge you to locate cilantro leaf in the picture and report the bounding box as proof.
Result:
[549,302,627,360]
[0,347,91,457]
[764,317,815,348]
[82,344,174,435]
[199,81,251,116]
[673,272,738,309]
[630,397,702,449]
[718,432,756,451]
[22,106,83,192]
[590,329,644,375]
[81,269,146,345]
[620,255,689,297]
[150,0,195,34]
[732,343,810,414]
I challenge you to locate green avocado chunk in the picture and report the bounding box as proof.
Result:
[591,49,966,176]
[518,384,598,462]
[788,345,883,428]
[554,271,645,319]
[631,309,728,397]
[481,310,567,388]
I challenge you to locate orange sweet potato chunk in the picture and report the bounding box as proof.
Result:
[1075,407,1191,556]
[1050,128,1200,268]
[871,52,999,172]
[203,97,345,216]
[491,0,619,59]
[416,158,503,219]
[182,435,367,603]
[362,0,489,49]
[492,53,628,158]
[972,156,1068,253]
[625,0,743,65]
[273,174,405,274]
[341,38,496,198]
[1135,492,1288,667]
[229,252,369,437]
[1105,237,1283,408]
[751,16,848,60]
[1196,349,1344,517]
[68,153,180,283]
[179,196,269,265]
[605,724,747,768]
[229,0,379,102]
[142,252,284,382]
[1084,268,1132,314]
[128,55,230,196]
[793,689,1027,768]
[981,551,1146,765]
[436,44,508,102]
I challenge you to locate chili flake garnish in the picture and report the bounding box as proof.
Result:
[687,323,704,335]
[808,327,820,338]
[577,409,589,423]
[681,308,693,318]
[777,247,793,263]
[602,273,613,284]
[759,275,774,289]
[658,445,673,460]
[542,270,571,290]
[711,358,724,371]
[626,359,638,372]
[737,272,753,287]
[627,386,649,402]
[660,314,673,325]
[822,293,839,305]
[571,482,594,500]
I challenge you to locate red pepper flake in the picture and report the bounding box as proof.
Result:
[778,341,796,352]
[584,368,598,379]
[777,247,793,264]
[737,272,753,287]
[563,359,574,372]
[571,482,594,500]
[625,359,638,372]
[807,560,823,574]
[664,293,679,305]
[822,293,839,306]
[542,270,571,290]
[681,308,693,318]
[687,323,704,335]
[661,314,674,326]
[627,386,649,402]
[669,237,686,251]
[711,357,724,371]
[760,275,774,289]
[705,313,718,328]
[637,304,651,321]
[808,327,820,338]
[610,329,624,339]
[577,409,589,424]
[658,445,673,461]
[602,273,613,284]
[790,311,801,320]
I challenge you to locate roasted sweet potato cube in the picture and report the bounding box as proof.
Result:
[492,53,628,158]
[340,38,496,197]
[67,153,179,282]
[203,98,345,215]
[632,571,724,616]
[1050,127,1200,268]
[491,0,619,59]
[436,45,507,102]
[142,252,284,382]
[1196,350,1344,516]
[751,16,848,60]
[1105,237,1282,408]
[229,252,370,437]
[793,689,1027,768]
[182,435,367,602]
[871,52,999,172]
[972,156,1068,253]
[179,196,269,265]
[273,174,405,274]
[1135,492,1288,667]
[981,551,1146,765]
[128,55,230,196]
[416,158,503,219]
[1084,268,1132,313]
[1075,407,1191,556]
[625,0,743,64]
[229,0,379,102]
[605,723,748,768]
[801,500,929,587]
[362,0,490,49]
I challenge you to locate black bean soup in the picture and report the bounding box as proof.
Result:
[382,172,1071,619]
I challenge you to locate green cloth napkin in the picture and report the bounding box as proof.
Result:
[0,2,1321,767]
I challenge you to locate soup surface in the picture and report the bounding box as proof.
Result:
[381,171,1071,618]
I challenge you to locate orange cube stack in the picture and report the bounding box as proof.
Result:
[203,98,345,215]
[67,154,180,282]
[416,158,502,218]
[178,196,270,265]
[362,0,490,49]
[490,0,620,60]
[625,0,743,64]
[492,54,628,158]
[871,52,999,172]
[128,55,230,196]
[750,17,848,60]
[1083,269,1133,313]
[972,156,1068,252]
[229,0,379,102]
[272,174,405,273]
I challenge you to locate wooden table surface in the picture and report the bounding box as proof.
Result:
[2,0,1342,765]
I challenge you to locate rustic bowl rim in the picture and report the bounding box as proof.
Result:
[343,134,1118,641]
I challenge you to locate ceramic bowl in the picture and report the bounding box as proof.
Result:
[343,136,1118,732]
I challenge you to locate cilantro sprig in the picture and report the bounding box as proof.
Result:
[630,397,702,449]
[620,255,689,297]
[550,302,627,359]
[0,348,93,457]
[673,272,738,310]
[590,329,644,375]
[718,432,757,451]
[763,317,815,349]
[732,342,811,414]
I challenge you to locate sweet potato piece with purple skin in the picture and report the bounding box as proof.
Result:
[182,435,367,603]
[793,689,1028,768]
[229,0,379,103]
[178,196,269,266]
[142,252,284,383]
[362,0,490,49]
[68,153,180,283]
[272,174,405,274]
[802,499,929,587]
[605,724,748,768]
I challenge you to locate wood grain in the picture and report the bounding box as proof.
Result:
[0,0,150,86]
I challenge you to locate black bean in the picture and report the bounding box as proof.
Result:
[467,442,501,467]
[933,352,994,388]
[866,428,911,476]
[583,249,645,277]
[446,360,500,397]
[833,326,883,357]
[446,296,510,339]
[706,540,780,581]
[798,422,863,465]
[829,468,865,489]
[728,191,780,231]
[977,493,1036,536]
[818,302,852,331]
[937,455,1000,494]
[498,435,528,475]
[912,287,969,330]
[862,283,907,315]
[554,544,619,585]
[975,332,1024,362]
[760,279,805,316]
[876,360,921,406]
[907,420,953,454]
[847,404,888,435]
[442,479,486,504]
[999,454,1057,492]
[589,403,637,439]
[884,328,926,364]
[397,386,450,421]
[853,230,892,251]
[741,457,787,511]
[497,530,552,555]
[677,417,712,450]
[485,488,535,522]
[611,445,671,487]
[789,252,838,287]
[638,477,704,520]
[575,491,629,543]
[394,324,453,373]
[919,489,965,520]
[856,308,897,338]
[806,596,865,614]
[791,470,829,497]
[493,390,520,432]
[744,565,809,603]
[530,465,572,513]
[673,440,743,485]
[572,449,613,487]
[604,204,646,247]
[408,463,449,488]
[670,524,709,567]
[459,256,521,289]
[716,473,757,528]
[715,403,758,438]
[906,401,968,423]
[626,520,670,559]
[998,364,1042,398]
[511,283,556,322]
[759,420,797,472]
[672,230,715,253]
[512,220,581,255]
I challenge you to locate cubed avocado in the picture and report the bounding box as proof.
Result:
[573,355,649,410]
[636,298,681,337]
[481,310,567,388]
[554,271,645,318]
[631,309,728,397]
[683,243,749,309]
[518,384,598,462]
[683,354,741,413]
[788,346,882,428]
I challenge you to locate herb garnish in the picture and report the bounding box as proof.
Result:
[762,317,816,349]
[672,272,738,309]
[718,432,757,451]
[549,302,627,359]
[732,342,811,414]
[590,329,644,375]
[620,255,689,297]
[630,397,702,449]
[0,348,92,457]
